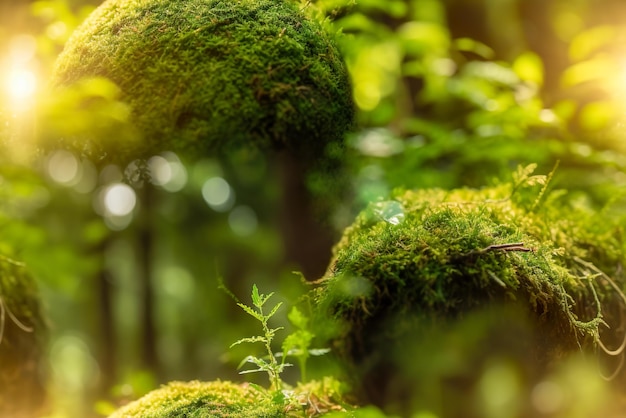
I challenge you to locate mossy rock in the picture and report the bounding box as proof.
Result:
[108,381,282,417]
[0,257,46,417]
[52,0,354,165]
[108,379,350,417]
[312,180,626,413]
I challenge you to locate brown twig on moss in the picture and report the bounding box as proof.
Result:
[460,242,534,259]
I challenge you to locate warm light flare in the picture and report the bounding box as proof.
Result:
[2,35,39,110]
[5,69,37,102]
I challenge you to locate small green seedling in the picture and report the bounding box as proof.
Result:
[231,284,289,392]
[281,306,330,383]
[230,284,330,396]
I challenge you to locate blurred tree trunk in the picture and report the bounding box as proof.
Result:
[95,236,116,391]
[517,0,569,103]
[137,185,159,375]
[277,152,335,281]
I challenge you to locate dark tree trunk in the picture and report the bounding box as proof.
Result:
[277,152,336,281]
[137,185,159,374]
[95,237,116,390]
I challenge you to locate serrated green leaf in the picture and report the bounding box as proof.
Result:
[525,175,547,186]
[258,292,275,308]
[287,306,308,329]
[236,355,259,370]
[266,302,283,319]
[282,330,313,355]
[267,327,284,338]
[237,355,270,371]
[251,284,260,306]
[237,302,264,322]
[230,336,266,348]
[513,163,537,184]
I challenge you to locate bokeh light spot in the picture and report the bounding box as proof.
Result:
[104,183,136,216]
[202,177,234,212]
[49,335,100,391]
[149,152,187,192]
[149,156,171,185]
[158,266,195,300]
[531,380,564,414]
[47,150,79,185]
[228,206,258,236]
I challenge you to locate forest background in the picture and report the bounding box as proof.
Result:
[3,0,626,416]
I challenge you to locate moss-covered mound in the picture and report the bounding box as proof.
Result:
[109,380,283,417]
[108,379,353,417]
[312,176,626,412]
[52,0,353,163]
[109,381,304,418]
[0,256,46,418]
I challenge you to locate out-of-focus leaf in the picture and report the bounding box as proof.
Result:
[454,37,495,59]
[579,101,617,131]
[356,0,408,18]
[397,21,450,56]
[561,56,614,87]
[569,25,618,61]
[513,51,544,86]
[462,62,519,86]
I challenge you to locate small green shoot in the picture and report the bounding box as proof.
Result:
[230,284,330,396]
[230,284,289,392]
[281,306,330,382]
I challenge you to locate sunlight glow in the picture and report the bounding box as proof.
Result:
[3,35,39,109]
[5,69,37,102]
[8,34,37,63]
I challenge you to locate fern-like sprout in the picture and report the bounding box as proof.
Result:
[230,284,291,392]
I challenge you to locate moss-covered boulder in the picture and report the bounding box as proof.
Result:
[108,379,349,417]
[108,381,282,417]
[312,176,626,415]
[51,0,354,164]
[0,256,46,418]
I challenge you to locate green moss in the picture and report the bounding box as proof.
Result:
[312,178,626,408]
[0,256,46,417]
[108,379,351,417]
[52,0,354,164]
[109,380,283,417]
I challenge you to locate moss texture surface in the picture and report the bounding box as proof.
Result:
[108,380,285,417]
[313,178,626,409]
[52,0,354,163]
[0,256,46,417]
